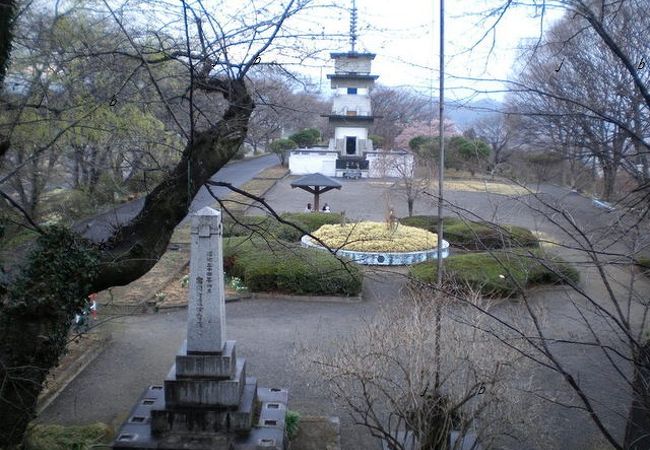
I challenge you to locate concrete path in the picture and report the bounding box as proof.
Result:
[73,155,278,242]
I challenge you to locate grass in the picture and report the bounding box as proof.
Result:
[400,215,539,250]
[410,249,579,298]
[25,423,112,450]
[443,180,533,196]
[218,165,288,214]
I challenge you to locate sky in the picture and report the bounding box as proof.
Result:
[40,0,565,103]
[295,0,565,102]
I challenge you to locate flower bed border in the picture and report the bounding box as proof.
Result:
[301,235,450,266]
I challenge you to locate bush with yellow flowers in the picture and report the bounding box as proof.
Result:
[310,221,438,252]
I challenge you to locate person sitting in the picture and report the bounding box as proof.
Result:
[305,203,313,212]
[322,203,331,213]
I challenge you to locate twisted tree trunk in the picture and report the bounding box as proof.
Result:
[0,77,254,448]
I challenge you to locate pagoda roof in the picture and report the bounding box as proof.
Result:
[330,51,376,59]
[323,114,378,122]
[327,73,379,81]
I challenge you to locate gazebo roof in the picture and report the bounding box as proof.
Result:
[291,173,342,189]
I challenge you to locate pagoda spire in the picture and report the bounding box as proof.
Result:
[349,0,358,52]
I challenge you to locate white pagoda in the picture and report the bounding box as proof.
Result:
[289,1,412,179]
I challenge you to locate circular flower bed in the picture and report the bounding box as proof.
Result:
[301,221,449,265]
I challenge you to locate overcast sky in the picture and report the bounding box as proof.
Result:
[299,0,565,101]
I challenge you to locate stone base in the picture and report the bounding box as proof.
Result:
[164,358,246,408]
[176,340,237,379]
[152,377,257,435]
[112,383,289,450]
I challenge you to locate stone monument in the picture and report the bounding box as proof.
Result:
[112,207,288,450]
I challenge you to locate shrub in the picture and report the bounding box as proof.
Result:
[285,410,301,440]
[289,128,320,148]
[223,237,362,296]
[269,138,297,166]
[399,215,538,250]
[311,221,438,252]
[409,249,579,298]
[280,212,344,233]
[223,215,306,242]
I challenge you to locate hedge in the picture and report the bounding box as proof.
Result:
[222,215,307,242]
[224,237,362,296]
[222,212,344,242]
[400,215,538,250]
[280,212,344,232]
[409,249,579,298]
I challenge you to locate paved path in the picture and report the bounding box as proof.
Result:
[73,155,278,242]
[39,275,401,449]
[41,176,649,449]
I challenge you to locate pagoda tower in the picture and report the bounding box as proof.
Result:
[326,0,378,177]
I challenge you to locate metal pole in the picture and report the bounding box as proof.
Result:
[434,0,444,392]
[436,0,445,284]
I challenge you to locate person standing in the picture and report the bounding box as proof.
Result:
[305,203,313,212]
[322,203,331,213]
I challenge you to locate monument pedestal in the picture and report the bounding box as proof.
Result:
[112,208,288,450]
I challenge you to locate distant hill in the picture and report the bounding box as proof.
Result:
[446,98,502,130]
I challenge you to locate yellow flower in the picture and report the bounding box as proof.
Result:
[311,222,438,252]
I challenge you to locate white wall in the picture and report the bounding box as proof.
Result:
[289,151,337,177]
[334,127,368,140]
[335,87,368,95]
[332,95,372,116]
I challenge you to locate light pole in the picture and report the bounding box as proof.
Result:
[434,0,445,391]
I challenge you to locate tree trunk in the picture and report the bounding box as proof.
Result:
[0,312,72,447]
[601,162,617,201]
[0,77,254,447]
[408,198,414,217]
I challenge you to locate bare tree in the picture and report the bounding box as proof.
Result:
[305,284,546,449]
[474,113,513,174]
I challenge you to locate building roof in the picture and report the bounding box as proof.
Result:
[290,173,342,189]
[330,51,376,59]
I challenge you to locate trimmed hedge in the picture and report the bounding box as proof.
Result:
[222,215,307,242]
[224,237,362,296]
[280,212,344,232]
[400,215,538,250]
[223,212,343,242]
[410,249,579,298]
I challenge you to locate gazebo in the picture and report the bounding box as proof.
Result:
[290,173,342,212]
